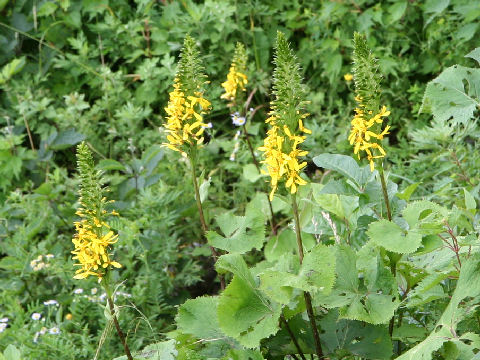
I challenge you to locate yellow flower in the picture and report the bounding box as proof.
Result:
[258,115,310,200]
[71,211,122,280]
[221,65,248,102]
[348,98,390,171]
[163,78,211,155]
[344,73,354,82]
[65,314,73,321]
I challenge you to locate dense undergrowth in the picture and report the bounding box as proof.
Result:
[1,1,480,359]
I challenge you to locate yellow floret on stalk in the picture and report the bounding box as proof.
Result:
[258,32,310,200]
[348,33,391,172]
[72,142,122,281]
[221,42,248,104]
[162,35,211,157]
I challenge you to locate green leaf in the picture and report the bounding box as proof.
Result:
[222,349,265,360]
[367,219,423,254]
[466,47,480,65]
[421,65,480,125]
[113,339,177,360]
[317,246,399,324]
[207,207,265,254]
[264,230,297,262]
[2,345,21,360]
[176,296,223,340]
[464,188,476,211]
[320,311,393,359]
[312,188,359,219]
[216,254,255,286]
[386,1,407,24]
[299,243,336,294]
[398,255,480,360]
[218,275,281,348]
[98,159,126,171]
[50,129,86,150]
[0,57,26,85]
[243,164,262,182]
[199,177,211,203]
[37,1,58,17]
[402,200,449,234]
[313,153,371,187]
[396,182,421,201]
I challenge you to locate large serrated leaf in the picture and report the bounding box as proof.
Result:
[218,275,281,348]
[402,200,449,234]
[367,219,423,254]
[316,246,399,325]
[421,65,480,125]
[176,296,223,340]
[207,207,265,254]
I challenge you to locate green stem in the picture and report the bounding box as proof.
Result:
[102,278,133,360]
[378,162,391,222]
[190,153,225,290]
[280,314,306,360]
[378,162,398,339]
[291,194,324,359]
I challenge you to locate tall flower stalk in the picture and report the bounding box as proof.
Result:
[350,32,397,336]
[73,142,132,360]
[260,31,323,359]
[163,35,224,290]
[221,42,277,234]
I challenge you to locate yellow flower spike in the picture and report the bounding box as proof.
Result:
[344,73,354,81]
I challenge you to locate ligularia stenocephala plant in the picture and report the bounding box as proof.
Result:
[162,35,224,289]
[73,142,133,360]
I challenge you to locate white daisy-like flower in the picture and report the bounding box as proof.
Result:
[31,313,42,321]
[91,288,98,295]
[43,300,58,306]
[0,317,8,323]
[231,112,246,126]
[45,254,54,259]
[49,327,60,335]
[73,288,83,295]
[0,323,7,333]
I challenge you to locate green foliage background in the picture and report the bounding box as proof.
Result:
[1,0,480,359]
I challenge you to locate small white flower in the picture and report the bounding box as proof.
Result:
[229,155,235,161]
[39,326,47,335]
[231,112,246,126]
[0,323,7,333]
[43,300,58,306]
[201,122,213,129]
[73,288,84,295]
[45,254,54,259]
[0,317,8,323]
[49,327,60,335]
[249,107,254,112]
[91,288,98,295]
[31,313,42,321]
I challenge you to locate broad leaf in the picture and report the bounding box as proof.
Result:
[218,275,281,348]
[207,207,265,254]
[367,219,422,254]
[312,153,371,188]
[176,296,223,340]
[421,65,480,125]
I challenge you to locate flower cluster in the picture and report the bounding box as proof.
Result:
[259,115,311,200]
[221,42,248,104]
[163,78,211,156]
[72,143,122,280]
[259,32,311,200]
[348,97,390,171]
[72,215,122,279]
[163,35,211,157]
